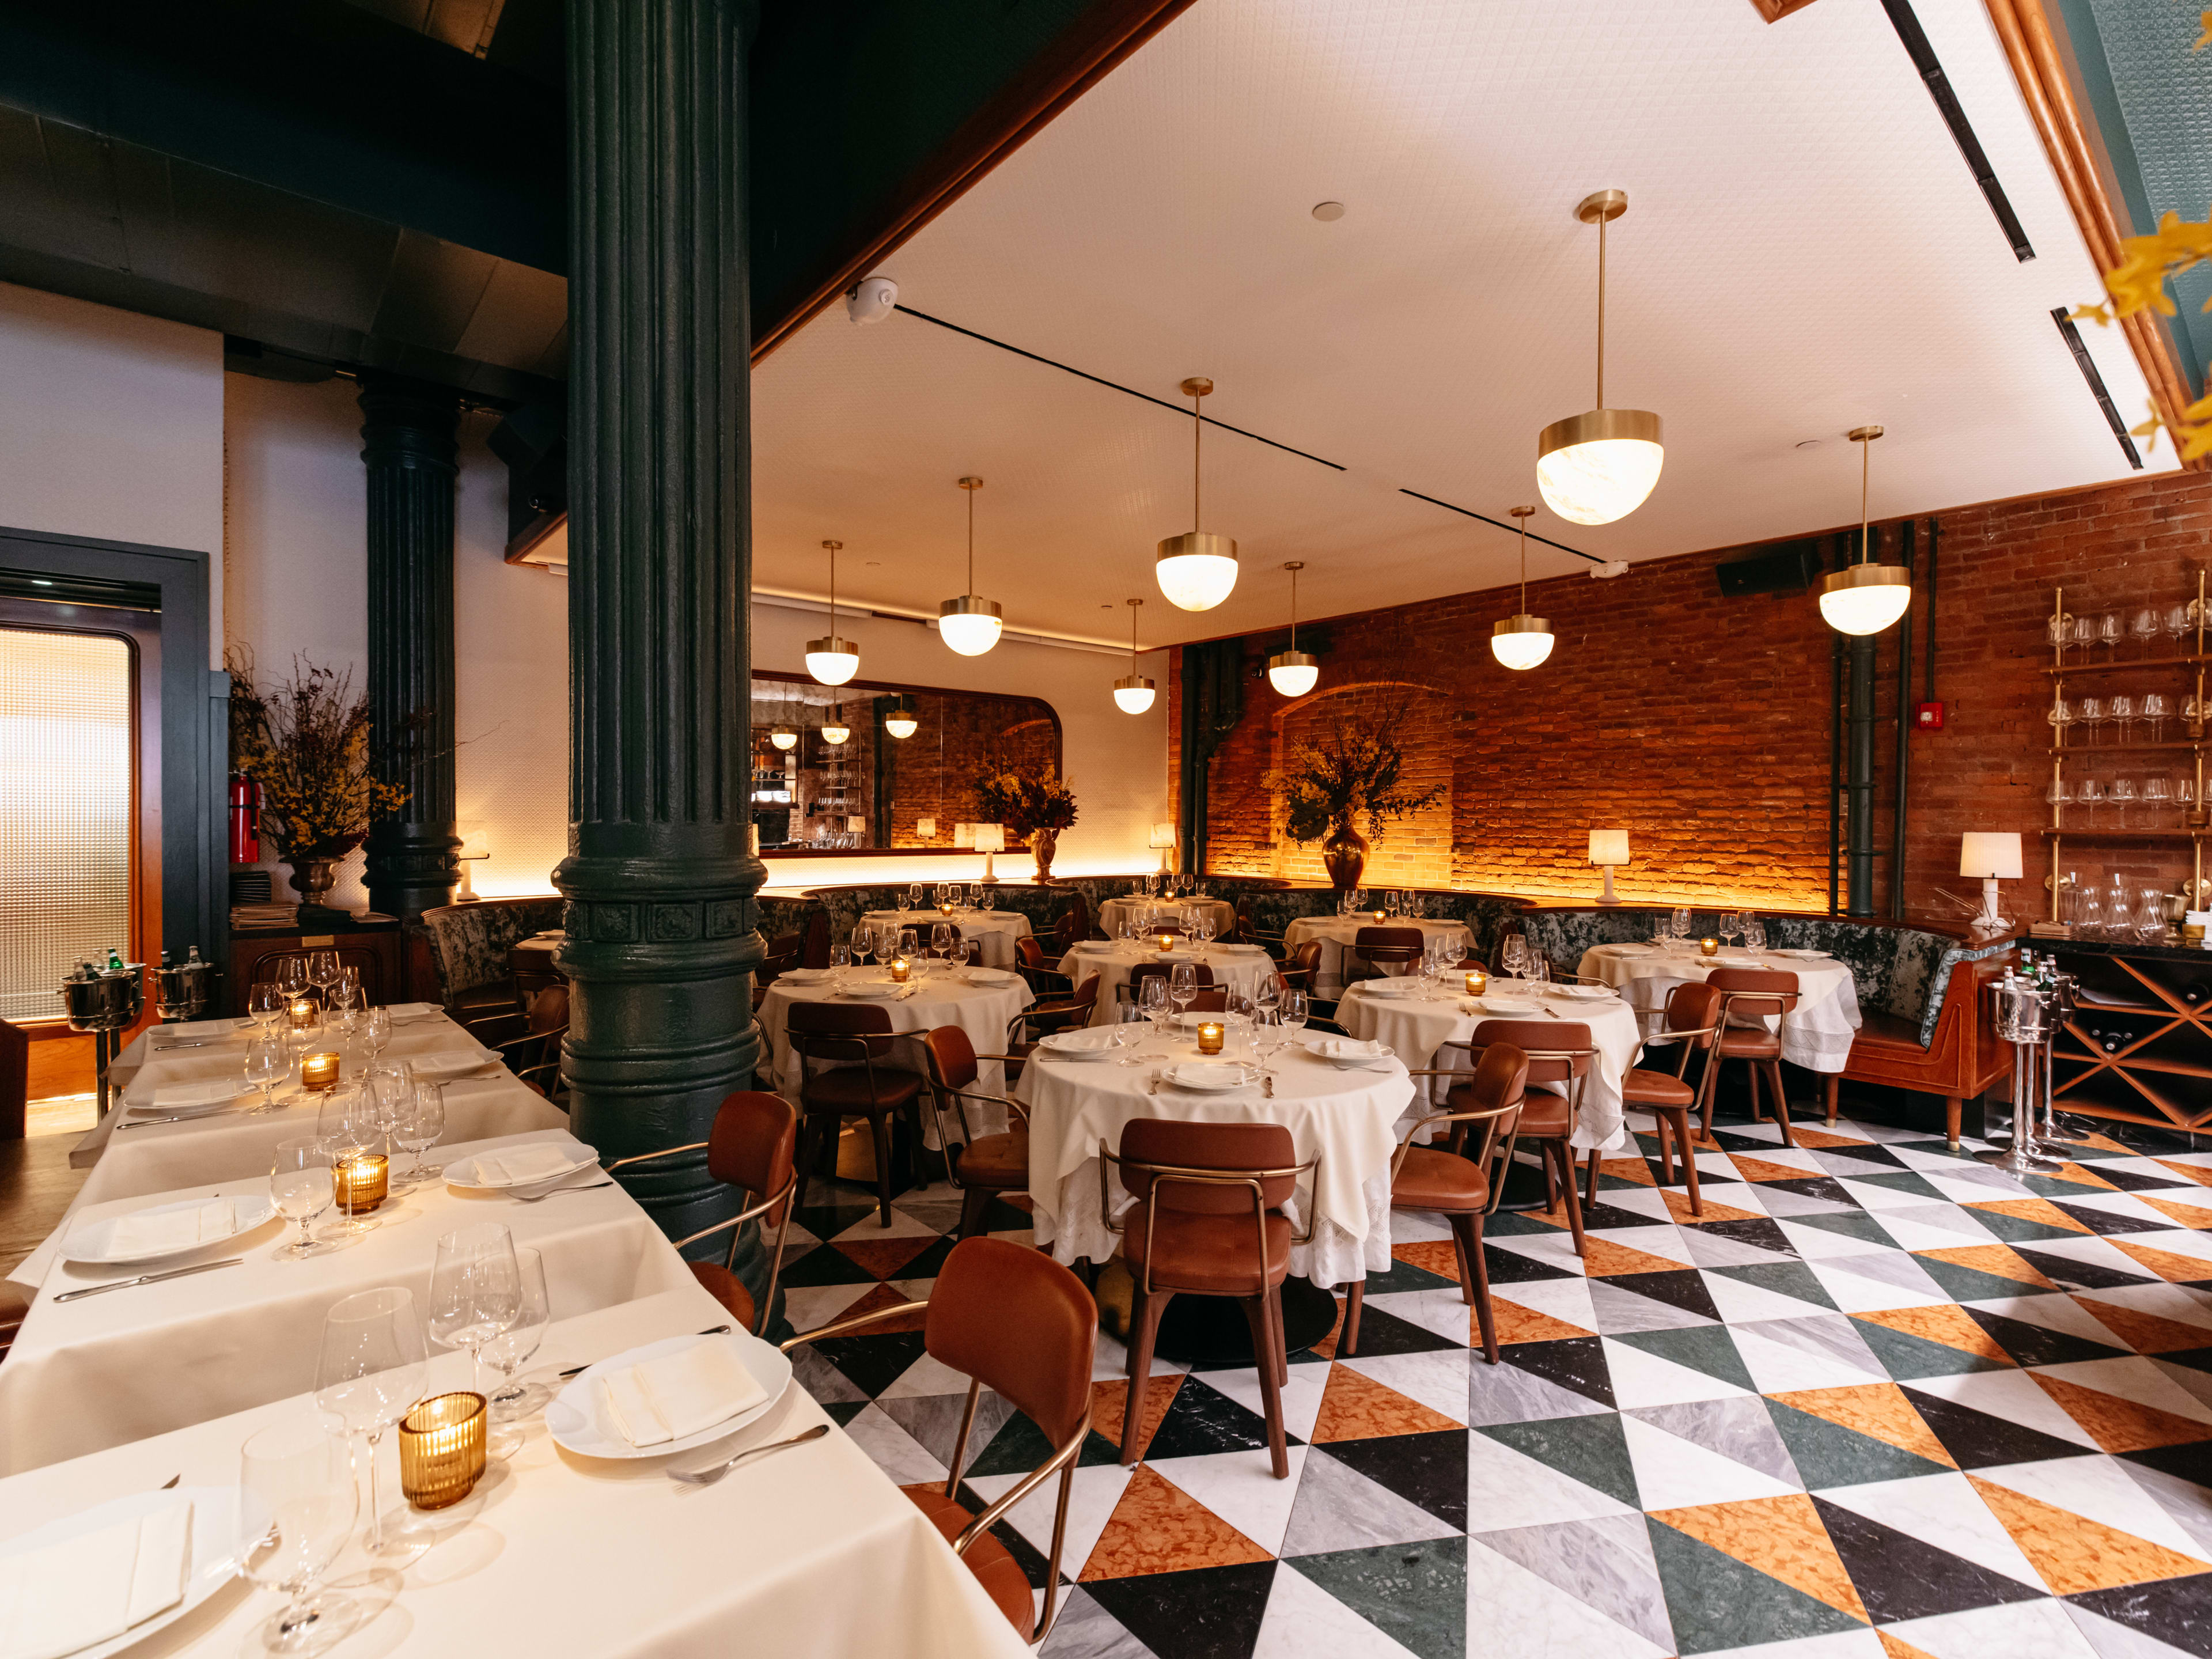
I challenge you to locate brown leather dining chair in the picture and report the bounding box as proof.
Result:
[1001,973,1101,1082]
[781,1237,1095,1645]
[1618,982,1724,1217]
[1275,940,1324,997]
[1700,968,1802,1146]
[785,1000,929,1227]
[498,983,570,1104]
[919,1025,1030,1243]
[1346,926,1424,987]
[1014,934,1071,997]
[605,1090,798,1335]
[1453,1019,1596,1256]
[1106,1119,1316,1479]
[1343,1042,1528,1364]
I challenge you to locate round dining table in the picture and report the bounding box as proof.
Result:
[1016,1021,1416,1291]
[1284,915,1474,997]
[1098,893,1237,941]
[1575,941,1861,1074]
[861,906,1032,968]
[1333,979,1645,1153]
[1056,939,1282,1023]
[756,966,1033,1138]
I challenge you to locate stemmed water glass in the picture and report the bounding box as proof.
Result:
[427,1222,522,1397]
[2111,694,2137,747]
[480,1245,552,1433]
[2131,605,2161,657]
[1278,989,1308,1048]
[394,1080,446,1185]
[270,1137,335,1259]
[1501,935,1528,978]
[2080,696,2107,746]
[930,921,953,961]
[2145,775,2173,827]
[2111,776,2137,828]
[979,886,997,914]
[2046,777,2074,809]
[850,929,872,972]
[2077,777,2107,825]
[237,1418,361,1655]
[1112,1002,1150,1065]
[828,942,851,990]
[244,1033,289,1114]
[306,950,340,1010]
[1168,961,1198,1027]
[2048,697,2074,743]
[2180,776,2199,821]
[275,955,310,1010]
[251,982,286,1035]
[2145,694,2172,744]
[1138,972,1172,1037]
[361,1006,393,1066]
[2099,611,2123,653]
[1670,907,1692,945]
[314,1286,426,1559]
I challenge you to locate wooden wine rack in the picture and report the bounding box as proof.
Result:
[2037,941,2212,1135]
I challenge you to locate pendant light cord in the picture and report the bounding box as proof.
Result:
[1520,514,1529,610]
[967,484,976,592]
[1596,211,1607,412]
[1192,387,1205,531]
[1290,565,1298,650]
[1860,433,1871,567]
[823,539,840,631]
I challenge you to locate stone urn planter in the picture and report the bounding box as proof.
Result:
[1029,828,1059,883]
[1321,815,1367,893]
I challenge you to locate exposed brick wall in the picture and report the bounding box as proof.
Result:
[1177,469,2212,925]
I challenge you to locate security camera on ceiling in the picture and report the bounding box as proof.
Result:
[846,275,899,325]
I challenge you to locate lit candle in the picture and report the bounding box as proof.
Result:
[1699,937,1720,958]
[1196,1021,1225,1055]
[1157,934,1175,952]
[888,957,910,983]
[301,1051,340,1091]
[398,1392,487,1510]
[333,1152,388,1215]
[1374,910,1386,923]
[288,998,316,1030]
[1465,969,1487,997]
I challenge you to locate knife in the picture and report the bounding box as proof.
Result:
[55,1259,245,1302]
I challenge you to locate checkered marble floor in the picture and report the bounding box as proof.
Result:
[772,1110,2212,1659]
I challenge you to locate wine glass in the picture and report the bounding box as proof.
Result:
[479,1246,551,1430]
[306,950,340,1010]
[899,926,918,961]
[979,887,997,914]
[1253,972,1281,1023]
[237,1419,361,1654]
[2180,775,2199,819]
[275,955,310,1007]
[2080,696,2106,746]
[2047,696,2073,742]
[1670,907,1691,945]
[394,1080,446,1186]
[2046,777,2074,808]
[244,1034,289,1114]
[2146,775,2173,827]
[427,1222,522,1396]
[1138,972,1172,1035]
[2112,694,2137,747]
[1168,961,1197,1025]
[2168,601,2194,653]
[2111,776,2137,828]
[364,1062,411,1159]
[2145,693,2172,744]
[2077,776,2107,825]
[2099,611,2123,653]
[849,929,872,971]
[1112,1001,1150,1066]
[251,982,286,1034]
[898,884,916,920]
[828,942,851,990]
[361,1005,393,1063]
[2131,606,2161,657]
[1501,935,1529,979]
[931,922,953,961]
[314,1286,426,1559]
[2048,611,2074,650]
[1278,988,1308,1047]
[270,1137,335,1259]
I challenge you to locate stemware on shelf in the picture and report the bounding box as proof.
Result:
[2076,777,2107,825]
[2045,777,2074,807]
[2109,776,2137,828]
[2144,693,2171,744]
[2098,612,2122,653]
[2071,614,2098,653]
[2047,696,2073,740]
[2169,601,2195,652]
[2131,606,2161,657]
[2078,696,2106,747]
[2111,694,2136,747]
[427,1222,523,1397]
[2145,775,2173,827]
[313,1286,427,1559]
[237,1419,361,1655]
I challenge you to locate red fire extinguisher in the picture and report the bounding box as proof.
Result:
[229,774,262,865]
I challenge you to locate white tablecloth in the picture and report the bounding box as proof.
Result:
[1056,941,1281,1025]
[759,971,1033,1138]
[1336,983,1645,1153]
[0,1128,691,1475]
[0,1289,1033,1659]
[1017,1026,1415,1288]
[1576,944,1862,1073]
[1099,895,1237,941]
[861,908,1032,969]
[1285,916,1474,998]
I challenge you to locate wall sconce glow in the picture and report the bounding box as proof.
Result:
[1819,426,1912,636]
[805,537,861,684]
[1266,560,1320,696]
[938,476,1004,656]
[1536,191,1664,526]
[1490,506,1555,671]
[1113,596,1156,713]
[1156,377,1238,610]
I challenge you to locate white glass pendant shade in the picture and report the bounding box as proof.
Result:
[805,637,859,685]
[1267,652,1319,696]
[1155,531,1239,611]
[1818,566,1912,635]
[937,596,1003,657]
[1114,675,1157,714]
[820,718,851,745]
[883,712,918,740]
[770,729,797,751]
[1535,409,1665,526]
[1491,615,1555,671]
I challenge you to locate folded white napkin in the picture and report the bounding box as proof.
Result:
[385,1002,442,1018]
[599,1342,765,1448]
[107,1199,235,1258]
[146,1078,245,1111]
[158,1018,244,1039]
[1044,1028,1116,1051]
[407,1048,499,1081]
[0,1497,193,1659]
[1316,1038,1381,1059]
[472,1144,585,1185]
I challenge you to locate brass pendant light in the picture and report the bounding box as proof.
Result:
[882,695,918,740]
[804,539,860,685]
[1819,426,1911,635]
[938,476,1003,656]
[1267,562,1319,695]
[1491,506,1555,671]
[1113,598,1156,713]
[1536,191,1665,526]
[1155,378,1239,611]
[821,702,850,745]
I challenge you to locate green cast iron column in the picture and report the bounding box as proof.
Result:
[359,377,461,923]
[556,0,768,1270]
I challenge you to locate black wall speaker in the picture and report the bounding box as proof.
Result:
[1715,538,1821,597]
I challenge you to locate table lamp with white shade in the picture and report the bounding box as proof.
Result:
[1588,829,1630,905]
[456,834,489,902]
[916,816,937,841]
[1959,832,2022,935]
[974,823,1006,884]
[1150,820,1177,874]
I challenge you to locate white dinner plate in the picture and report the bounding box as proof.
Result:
[1306,1039,1395,1069]
[1469,997,1543,1016]
[1772,949,1829,960]
[60,1195,279,1267]
[149,1018,253,1046]
[0,1487,243,1659]
[545,1330,793,1460]
[1161,1062,1256,1092]
[1354,980,1426,999]
[1547,984,1615,1001]
[444,1138,600,1191]
[405,1048,503,1082]
[961,967,1017,985]
[839,982,903,999]
[126,1079,252,1118]
[1037,1029,1119,1061]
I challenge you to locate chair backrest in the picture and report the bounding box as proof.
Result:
[922,1023,979,1092]
[706,1091,798,1211]
[1469,1019,1594,1087]
[926,1237,1096,1450]
[785,998,896,1063]
[1052,891,1090,952]
[1126,961,1214,1002]
[1016,935,1048,973]
[1286,941,1323,980]
[1066,974,1101,1016]
[1440,1041,1529,1164]
[527,983,570,1035]
[1187,987,1229,1013]
[1116,1118,1298,1216]
[1354,927,1425,965]
[1659,981,1724,1062]
[1707,967,1798,1017]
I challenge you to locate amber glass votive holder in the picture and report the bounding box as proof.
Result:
[1196,1021,1225,1055]
[332,1152,388,1215]
[398,1392,487,1510]
[1699,937,1720,959]
[1156,934,1175,953]
[1465,969,1488,997]
[300,1052,340,1092]
[888,957,910,983]
[288,998,317,1031]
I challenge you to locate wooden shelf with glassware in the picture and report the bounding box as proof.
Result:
[2046,577,2210,925]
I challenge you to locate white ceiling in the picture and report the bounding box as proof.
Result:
[749,0,2168,652]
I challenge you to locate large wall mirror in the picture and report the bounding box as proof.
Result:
[749,671,1061,854]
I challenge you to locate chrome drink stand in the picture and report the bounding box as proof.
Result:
[1976,968,2072,1178]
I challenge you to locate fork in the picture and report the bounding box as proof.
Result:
[513,1180,615,1204]
[668,1423,830,1486]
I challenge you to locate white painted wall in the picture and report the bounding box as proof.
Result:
[0,282,225,665]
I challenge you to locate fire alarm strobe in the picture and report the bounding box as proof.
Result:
[1914,702,1945,731]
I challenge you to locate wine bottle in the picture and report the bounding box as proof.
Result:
[2183,980,2206,1006]
[105,946,123,971]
